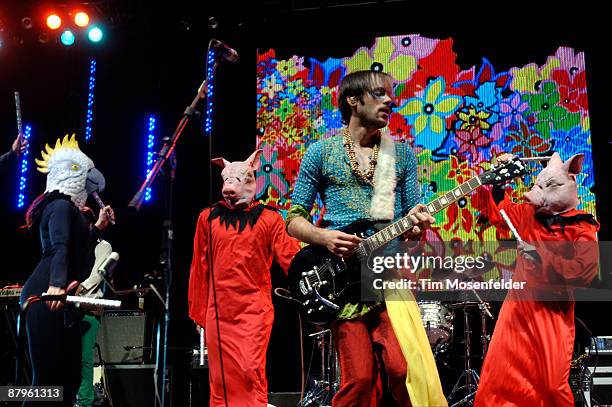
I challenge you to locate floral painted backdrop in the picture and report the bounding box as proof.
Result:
[256,35,595,279]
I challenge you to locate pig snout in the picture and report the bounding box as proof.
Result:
[222,180,239,200]
[524,186,544,208]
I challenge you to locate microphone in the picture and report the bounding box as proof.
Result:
[91,191,116,225]
[99,252,120,276]
[212,39,239,63]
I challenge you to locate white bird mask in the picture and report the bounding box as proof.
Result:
[35,134,105,209]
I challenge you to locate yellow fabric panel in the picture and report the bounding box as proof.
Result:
[385,287,448,407]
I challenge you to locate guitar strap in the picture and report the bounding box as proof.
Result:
[369,130,396,220]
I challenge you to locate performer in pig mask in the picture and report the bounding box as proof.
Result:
[475,152,600,407]
[188,150,300,407]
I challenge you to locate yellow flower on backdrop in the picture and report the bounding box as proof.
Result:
[344,37,417,82]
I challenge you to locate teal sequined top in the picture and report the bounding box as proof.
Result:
[287,135,421,318]
[288,135,420,229]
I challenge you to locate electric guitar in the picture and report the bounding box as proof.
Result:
[79,239,119,299]
[287,157,527,325]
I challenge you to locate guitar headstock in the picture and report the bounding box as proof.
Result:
[479,156,528,185]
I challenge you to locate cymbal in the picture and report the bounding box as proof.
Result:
[449,301,484,308]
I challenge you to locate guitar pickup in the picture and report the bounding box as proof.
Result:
[325,258,346,275]
[331,262,344,275]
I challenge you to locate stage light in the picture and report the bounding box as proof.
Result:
[38,32,50,44]
[144,115,157,202]
[84,59,97,141]
[21,17,33,30]
[17,125,32,209]
[87,26,103,43]
[60,30,75,46]
[46,14,61,30]
[204,48,216,135]
[74,12,89,28]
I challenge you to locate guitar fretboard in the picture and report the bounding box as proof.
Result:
[362,176,483,253]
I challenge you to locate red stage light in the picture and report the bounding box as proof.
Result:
[74,12,89,28]
[46,14,61,30]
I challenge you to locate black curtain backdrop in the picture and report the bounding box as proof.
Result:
[1,1,610,404]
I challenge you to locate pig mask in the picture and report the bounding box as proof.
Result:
[212,150,263,210]
[523,152,584,215]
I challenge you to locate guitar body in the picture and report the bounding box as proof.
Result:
[288,219,388,325]
[80,240,114,297]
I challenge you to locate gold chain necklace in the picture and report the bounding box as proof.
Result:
[342,127,379,185]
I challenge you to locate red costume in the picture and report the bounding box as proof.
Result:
[188,201,300,407]
[474,194,599,407]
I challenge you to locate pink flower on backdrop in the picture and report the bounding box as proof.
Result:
[554,47,585,74]
[455,128,491,162]
[390,34,439,60]
[499,92,530,129]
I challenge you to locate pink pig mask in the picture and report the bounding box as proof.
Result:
[523,152,584,215]
[212,150,263,209]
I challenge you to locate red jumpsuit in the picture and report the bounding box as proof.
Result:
[474,195,599,407]
[188,201,300,407]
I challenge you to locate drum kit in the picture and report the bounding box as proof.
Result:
[426,297,493,407]
[298,292,494,407]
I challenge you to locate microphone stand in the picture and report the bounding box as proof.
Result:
[127,41,220,407]
[127,64,217,210]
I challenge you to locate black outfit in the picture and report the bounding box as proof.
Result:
[20,193,100,406]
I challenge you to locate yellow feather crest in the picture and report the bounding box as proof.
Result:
[36,134,81,173]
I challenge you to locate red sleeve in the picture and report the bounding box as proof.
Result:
[538,224,600,287]
[484,188,531,237]
[188,209,210,328]
[269,212,301,275]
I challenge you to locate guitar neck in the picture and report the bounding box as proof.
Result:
[365,175,483,252]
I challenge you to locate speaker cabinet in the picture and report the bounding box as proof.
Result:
[95,310,146,364]
[104,364,172,407]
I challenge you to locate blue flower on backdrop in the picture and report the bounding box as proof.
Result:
[432,131,459,161]
[463,81,502,125]
[322,108,343,129]
[399,77,462,150]
[453,58,511,96]
[551,126,594,186]
[308,57,346,88]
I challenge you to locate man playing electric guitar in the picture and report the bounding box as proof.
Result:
[286,70,445,407]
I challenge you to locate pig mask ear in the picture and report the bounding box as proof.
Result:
[563,153,585,177]
[547,152,563,168]
[211,157,231,168]
[245,150,263,171]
